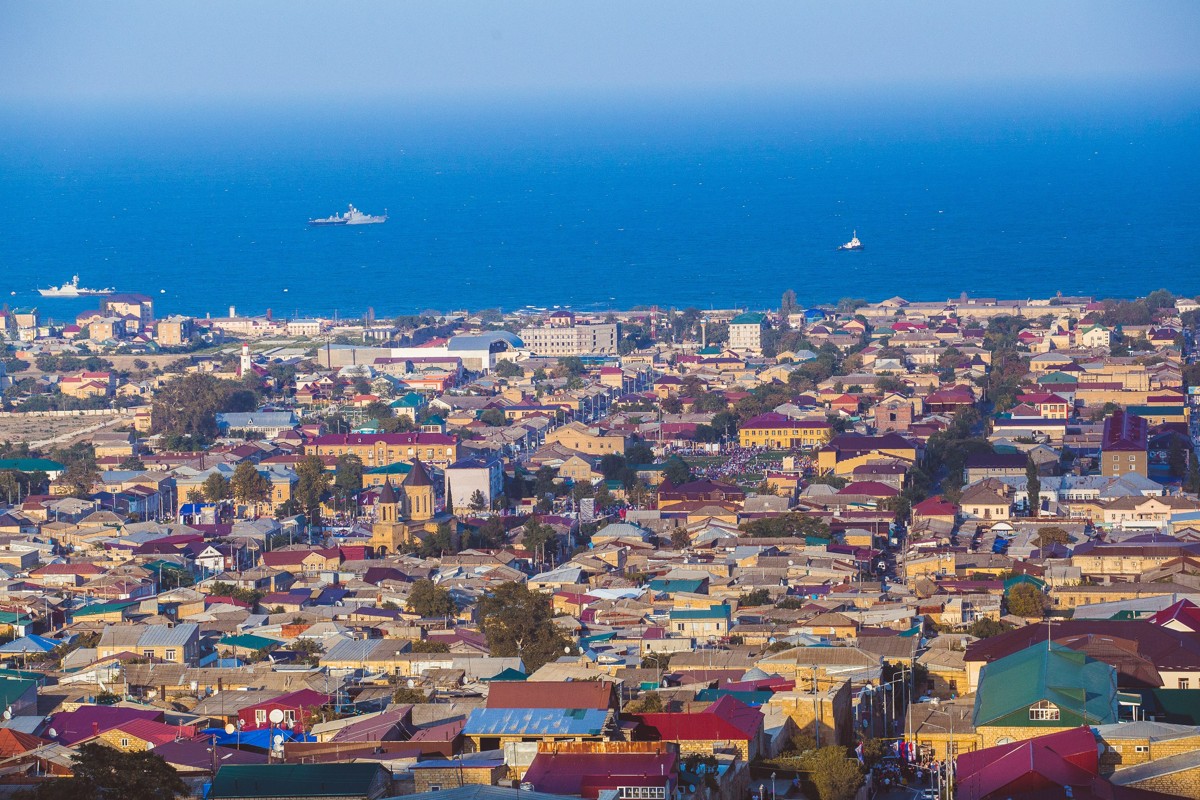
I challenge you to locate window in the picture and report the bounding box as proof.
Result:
[429,787,442,793]
[256,710,266,724]
[284,710,296,724]
[1135,745,1149,753]
[1179,679,1191,690]
[143,649,154,659]
[120,738,130,748]
[1029,700,1060,721]
[164,649,177,661]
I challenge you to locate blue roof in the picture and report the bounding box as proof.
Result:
[0,634,62,654]
[463,707,608,736]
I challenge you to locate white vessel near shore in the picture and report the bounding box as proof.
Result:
[308,204,387,226]
[37,275,115,297]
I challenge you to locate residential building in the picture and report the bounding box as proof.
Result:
[444,456,504,513]
[519,312,618,356]
[1102,409,1149,478]
[728,312,767,354]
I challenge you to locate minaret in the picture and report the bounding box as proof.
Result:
[239,342,252,378]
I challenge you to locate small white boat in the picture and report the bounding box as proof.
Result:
[837,231,863,251]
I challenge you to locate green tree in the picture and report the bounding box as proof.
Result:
[406,579,456,618]
[967,618,1009,638]
[201,472,232,504]
[467,489,488,511]
[554,357,585,378]
[480,408,508,427]
[410,639,450,653]
[294,454,332,525]
[1168,439,1187,479]
[598,453,628,479]
[478,581,572,674]
[737,588,773,607]
[151,372,248,446]
[625,441,655,466]
[51,442,99,498]
[1036,526,1070,548]
[1026,458,1041,517]
[492,360,524,378]
[522,521,558,561]
[1185,450,1200,494]
[333,453,364,511]
[391,685,429,704]
[627,691,663,713]
[801,746,865,800]
[14,742,187,800]
[231,461,271,513]
[118,455,146,471]
[670,529,692,549]
[1006,583,1047,618]
[662,456,691,485]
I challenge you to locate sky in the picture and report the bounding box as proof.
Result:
[1,1,1198,105]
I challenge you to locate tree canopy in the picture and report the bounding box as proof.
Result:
[478,581,572,674]
[406,579,456,618]
[15,743,187,800]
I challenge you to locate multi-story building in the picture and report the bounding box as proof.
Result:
[519,311,617,356]
[306,432,459,468]
[738,413,833,448]
[156,315,195,346]
[1101,409,1148,477]
[728,312,766,353]
[445,456,504,512]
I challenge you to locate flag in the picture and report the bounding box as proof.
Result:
[855,743,864,763]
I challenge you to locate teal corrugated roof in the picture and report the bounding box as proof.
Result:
[366,461,414,475]
[0,458,65,473]
[973,642,1117,727]
[219,634,279,651]
[669,604,731,621]
[210,763,386,799]
[72,600,136,618]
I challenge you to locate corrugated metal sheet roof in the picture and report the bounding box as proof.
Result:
[463,707,609,736]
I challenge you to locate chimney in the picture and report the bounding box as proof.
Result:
[229,306,237,318]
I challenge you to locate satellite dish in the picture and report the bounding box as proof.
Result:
[47,728,57,739]
[3,709,11,720]
[273,734,284,747]
[224,724,236,735]
[268,709,285,724]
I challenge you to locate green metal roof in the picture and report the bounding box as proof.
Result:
[1037,372,1079,384]
[366,461,414,476]
[0,458,65,473]
[973,642,1118,728]
[0,677,35,708]
[649,578,707,594]
[71,600,137,618]
[669,604,731,621]
[218,634,279,651]
[730,312,766,325]
[210,763,387,799]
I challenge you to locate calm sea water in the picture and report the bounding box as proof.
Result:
[1,87,1198,321]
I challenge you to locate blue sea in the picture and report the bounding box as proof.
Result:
[1,85,1198,322]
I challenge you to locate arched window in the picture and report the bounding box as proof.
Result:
[1030,700,1061,721]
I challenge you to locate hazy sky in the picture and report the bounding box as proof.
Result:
[2,1,1197,103]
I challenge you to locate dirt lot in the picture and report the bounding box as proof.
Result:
[0,412,129,448]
